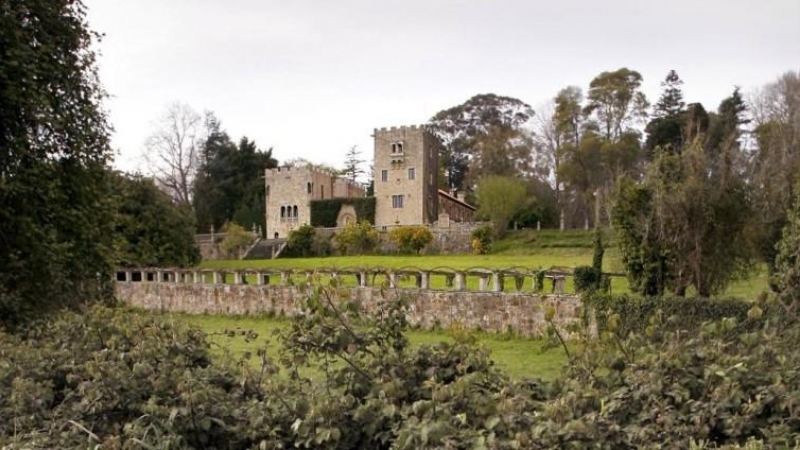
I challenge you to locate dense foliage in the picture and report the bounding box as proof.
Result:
[475,175,529,237]
[586,293,789,337]
[428,94,535,192]
[388,225,433,254]
[220,222,255,259]
[611,87,756,297]
[334,220,379,255]
[310,197,376,227]
[0,0,115,326]
[774,188,800,308]
[470,225,493,254]
[3,290,800,448]
[285,224,317,257]
[112,173,200,268]
[193,119,277,234]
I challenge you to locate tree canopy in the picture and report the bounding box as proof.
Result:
[0,0,115,326]
[112,173,200,268]
[428,94,535,192]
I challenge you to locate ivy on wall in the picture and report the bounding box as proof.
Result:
[310,197,376,227]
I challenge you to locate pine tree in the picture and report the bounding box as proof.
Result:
[654,70,685,118]
[343,145,365,183]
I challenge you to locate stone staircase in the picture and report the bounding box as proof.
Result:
[243,238,287,260]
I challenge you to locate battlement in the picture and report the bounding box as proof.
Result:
[265,164,338,178]
[373,124,427,134]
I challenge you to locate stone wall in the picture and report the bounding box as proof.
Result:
[115,281,584,338]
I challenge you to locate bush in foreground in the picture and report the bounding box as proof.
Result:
[2,292,800,448]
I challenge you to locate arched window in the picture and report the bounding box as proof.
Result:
[307,182,312,194]
[293,205,298,218]
[280,206,286,219]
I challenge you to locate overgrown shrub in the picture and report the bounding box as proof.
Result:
[471,225,493,254]
[4,290,800,448]
[586,293,790,336]
[573,265,602,293]
[285,224,316,257]
[334,220,378,255]
[388,225,433,254]
[220,221,254,258]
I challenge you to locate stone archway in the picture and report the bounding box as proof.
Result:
[335,204,358,228]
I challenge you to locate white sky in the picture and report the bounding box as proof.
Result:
[84,0,800,173]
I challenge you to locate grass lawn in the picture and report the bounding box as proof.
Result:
[197,229,767,298]
[179,314,568,381]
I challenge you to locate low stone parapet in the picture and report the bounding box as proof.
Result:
[115,281,584,338]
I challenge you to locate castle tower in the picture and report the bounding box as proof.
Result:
[373,125,440,227]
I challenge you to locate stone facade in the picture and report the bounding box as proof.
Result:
[116,281,584,338]
[264,125,478,239]
[265,166,363,238]
[373,125,440,227]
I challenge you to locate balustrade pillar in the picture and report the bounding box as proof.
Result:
[454,272,466,291]
[478,274,489,292]
[420,271,430,290]
[491,272,503,292]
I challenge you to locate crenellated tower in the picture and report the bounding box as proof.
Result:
[373,125,440,227]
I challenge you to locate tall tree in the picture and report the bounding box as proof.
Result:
[554,86,584,146]
[342,145,365,183]
[612,95,756,297]
[645,70,687,153]
[584,68,650,142]
[192,123,277,234]
[428,93,535,191]
[749,71,800,272]
[113,173,200,268]
[0,0,115,325]
[144,102,204,205]
[654,70,685,118]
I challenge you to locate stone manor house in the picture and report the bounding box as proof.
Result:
[265,125,476,238]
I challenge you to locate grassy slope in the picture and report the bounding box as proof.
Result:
[182,314,567,381]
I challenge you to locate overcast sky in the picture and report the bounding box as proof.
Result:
[85,0,799,173]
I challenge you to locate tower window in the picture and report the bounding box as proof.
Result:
[397,142,404,152]
[391,143,397,153]
[408,168,415,180]
[280,206,286,219]
[392,195,404,209]
[307,182,312,194]
[381,169,388,182]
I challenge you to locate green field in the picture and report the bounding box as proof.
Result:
[180,314,568,380]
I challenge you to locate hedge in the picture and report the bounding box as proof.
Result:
[310,197,376,227]
[586,293,788,336]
